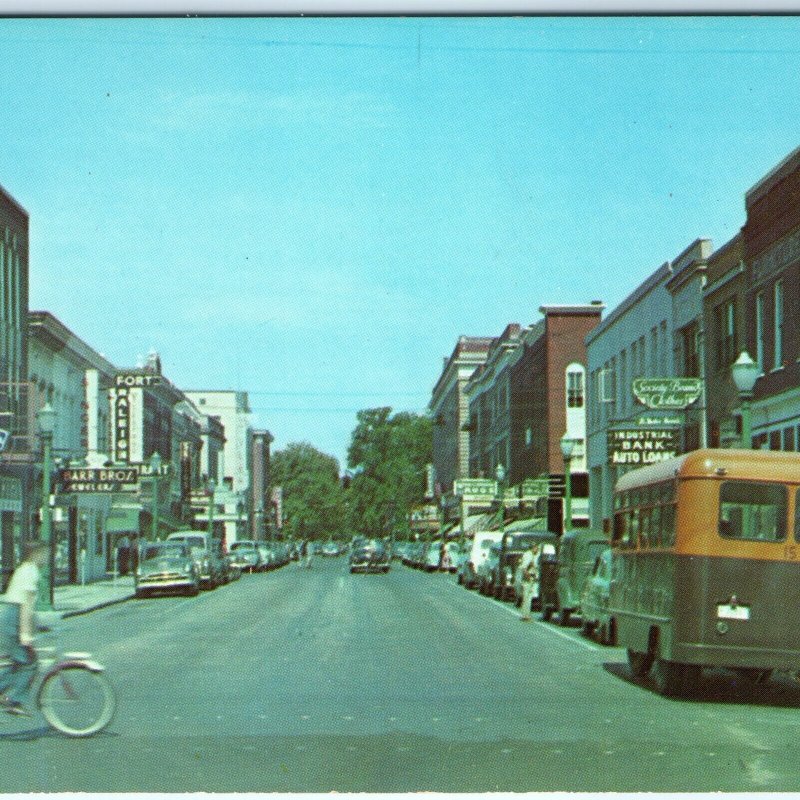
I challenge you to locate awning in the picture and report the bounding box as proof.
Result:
[105,507,141,534]
[503,517,549,534]
[462,513,495,534]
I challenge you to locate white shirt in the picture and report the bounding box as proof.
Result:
[3,562,40,605]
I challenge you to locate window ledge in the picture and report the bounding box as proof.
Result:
[770,366,786,374]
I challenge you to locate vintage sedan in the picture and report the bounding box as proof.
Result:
[350,541,390,574]
[229,541,263,573]
[580,547,615,644]
[135,541,199,598]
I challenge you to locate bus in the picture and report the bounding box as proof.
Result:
[609,448,800,696]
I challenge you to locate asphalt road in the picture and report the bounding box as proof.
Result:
[3,556,800,791]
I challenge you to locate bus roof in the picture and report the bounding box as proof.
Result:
[614,448,800,494]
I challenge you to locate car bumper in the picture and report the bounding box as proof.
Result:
[137,576,196,589]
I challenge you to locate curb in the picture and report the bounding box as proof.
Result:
[59,594,135,619]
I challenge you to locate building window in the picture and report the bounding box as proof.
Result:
[619,350,627,412]
[756,291,765,372]
[659,320,668,373]
[679,322,700,378]
[774,280,784,369]
[715,297,737,369]
[567,369,584,408]
[651,326,659,375]
[525,427,533,447]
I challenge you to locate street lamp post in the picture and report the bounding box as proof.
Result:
[36,403,56,611]
[208,478,217,543]
[560,435,576,534]
[495,463,507,548]
[731,351,759,449]
[150,452,162,541]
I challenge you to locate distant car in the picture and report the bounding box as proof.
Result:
[321,541,340,557]
[135,541,199,598]
[492,531,560,601]
[421,540,442,572]
[458,531,503,589]
[229,541,262,573]
[580,548,614,644]
[221,551,241,581]
[165,530,225,589]
[441,540,469,574]
[542,529,610,626]
[512,541,557,614]
[256,543,275,570]
[477,545,501,594]
[350,540,390,574]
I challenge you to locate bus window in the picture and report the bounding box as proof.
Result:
[719,482,787,542]
[651,505,662,548]
[662,503,675,546]
[640,507,652,548]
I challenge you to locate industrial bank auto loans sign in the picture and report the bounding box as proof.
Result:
[607,428,678,466]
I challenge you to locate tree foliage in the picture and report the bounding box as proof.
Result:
[271,442,345,541]
[346,407,432,537]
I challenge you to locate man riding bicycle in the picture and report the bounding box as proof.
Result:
[0,541,48,717]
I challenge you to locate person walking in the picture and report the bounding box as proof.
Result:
[518,542,540,622]
[0,541,49,716]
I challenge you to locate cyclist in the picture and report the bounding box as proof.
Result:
[0,540,48,717]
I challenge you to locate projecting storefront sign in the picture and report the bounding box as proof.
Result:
[454,478,497,503]
[59,467,140,493]
[608,428,678,466]
[520,478,550,501]
[632,378,703,410]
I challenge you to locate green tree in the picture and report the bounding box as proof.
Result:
[346,408,432,538]
[271,442,346,541]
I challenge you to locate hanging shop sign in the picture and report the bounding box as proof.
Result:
[520,478,550,501]
[59,467,141,493]
[608,428,678,466]
[632,377,703,410]
[454,478,498,503]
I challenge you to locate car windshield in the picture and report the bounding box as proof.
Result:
[231,542,254,550]
[173,536,206,550]
[142,544,186,560]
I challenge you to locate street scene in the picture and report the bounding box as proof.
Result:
[6,556,800,792]
[3,14,800,793]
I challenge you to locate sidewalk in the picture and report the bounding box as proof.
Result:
[50,576,136,619]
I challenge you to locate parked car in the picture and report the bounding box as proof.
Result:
[541,529,610,626]
[440,540,468,573]
[458,531,503,589]
[166,530,225,589]
[512,540,558,613]
[272,541,292,567]
[256,543,275,570]
[350,540,390,574]
[229,541,262,573]
[135,541,199,598]
[221,551,241,581]
[421,540,442,572]
[492,532,559,601]
[580,547,614,644]
[477,544,501,594]
[321,540,340,557]
[402,541,422,567]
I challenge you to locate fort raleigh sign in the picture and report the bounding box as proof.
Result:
[632,377,703,410]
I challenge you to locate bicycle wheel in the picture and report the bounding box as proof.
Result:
[37,664,116,737]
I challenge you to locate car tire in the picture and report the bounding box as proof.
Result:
[581,619,594,637]
[541,605,553,622]
[186,583,200,597]
[557,607,571,627]
[135,588,149,599]
[652,659,695,697]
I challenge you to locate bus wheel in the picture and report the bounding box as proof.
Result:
[541,606,552,622]
[652,659,688,696]
[557,607,571,627]
[627,649,653,678]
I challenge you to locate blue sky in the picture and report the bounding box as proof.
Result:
[3,16,800,469]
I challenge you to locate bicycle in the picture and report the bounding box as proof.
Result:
[0,630,116,738]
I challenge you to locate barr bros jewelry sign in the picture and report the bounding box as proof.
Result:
[632,377,702,410]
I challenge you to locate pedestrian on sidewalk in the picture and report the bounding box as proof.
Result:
[0,541,49,717]
[518,541,541,622]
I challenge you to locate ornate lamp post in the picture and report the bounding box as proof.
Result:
[495,463,507,548]
[149,451,162,541]
[731,351,759,449]
[36,403,56,611]
[208,478,217,542]
[560,435,577,533]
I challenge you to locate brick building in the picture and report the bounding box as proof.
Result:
[703,233,747,447]
[743,145,800,451]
